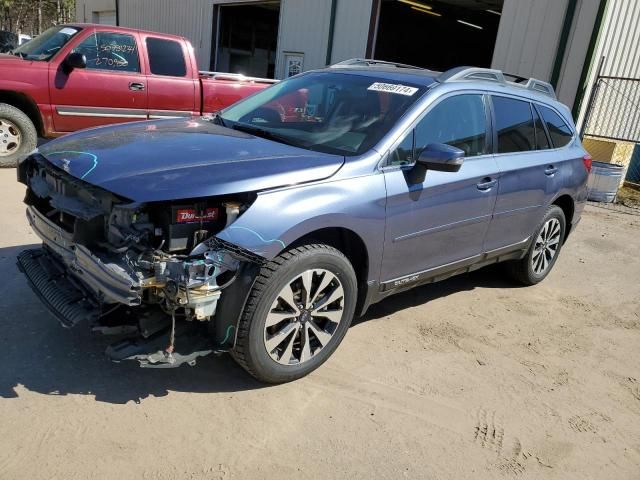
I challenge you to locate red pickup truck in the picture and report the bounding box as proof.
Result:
[0,24,277,166]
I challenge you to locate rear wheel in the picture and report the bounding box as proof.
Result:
[506,205,566,285]
[0,103,38,168]
[232,244,357,383]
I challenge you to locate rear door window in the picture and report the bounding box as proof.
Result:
[146,37,187,77]
[492,96,536,153]
[538,105,574,148]
[532,105,550,150]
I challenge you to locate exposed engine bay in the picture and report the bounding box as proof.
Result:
[17,154,264,368]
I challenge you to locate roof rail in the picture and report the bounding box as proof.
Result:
[330,58,427,70]
[437,66,556,99]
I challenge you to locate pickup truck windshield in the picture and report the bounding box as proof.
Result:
[220,72,426,156]
[13,26,81,61]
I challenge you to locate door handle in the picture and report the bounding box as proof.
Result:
[129,82,145,91]
[544,165,558,176]
[477,177,497,191]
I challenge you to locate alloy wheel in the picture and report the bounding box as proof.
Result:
[531,218,561,275]
[0,119,22,157]
[263,269,345,365]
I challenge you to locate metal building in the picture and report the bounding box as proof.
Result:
[75,0,620,114]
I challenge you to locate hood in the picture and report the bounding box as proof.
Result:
[0,53,44,65]
[38,118,345,202]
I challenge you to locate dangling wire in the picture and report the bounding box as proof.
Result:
[165,308,176,362]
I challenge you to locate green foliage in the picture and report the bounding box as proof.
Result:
[1,0,76,35]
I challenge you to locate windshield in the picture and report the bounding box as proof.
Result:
[220,72,426,156]
[13,26,81,61]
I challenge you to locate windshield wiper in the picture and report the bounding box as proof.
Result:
[230,123,301,148]
[206,112,227,128]
[9,50,26,59]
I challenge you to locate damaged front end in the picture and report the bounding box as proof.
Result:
[17,154,264,368]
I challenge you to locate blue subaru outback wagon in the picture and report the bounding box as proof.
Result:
[17,59,590,382]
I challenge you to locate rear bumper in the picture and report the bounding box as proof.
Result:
[25,205,142,306]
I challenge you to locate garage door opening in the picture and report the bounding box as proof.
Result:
[374,0,503,71]
[214,1,280,78]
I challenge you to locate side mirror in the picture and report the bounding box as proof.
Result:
[65,52,87,70]
[407,143,465,184]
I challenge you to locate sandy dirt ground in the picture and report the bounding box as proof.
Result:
[0,168,638,480]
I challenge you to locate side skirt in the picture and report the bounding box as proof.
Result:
[358,238,530,315]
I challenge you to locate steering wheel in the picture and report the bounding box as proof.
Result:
[240,107,282,125]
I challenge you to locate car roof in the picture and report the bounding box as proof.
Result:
[316,65,440,88]
[319,61,567,113]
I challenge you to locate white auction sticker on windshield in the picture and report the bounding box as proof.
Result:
[367,82,419,96]
[59,27,78,36]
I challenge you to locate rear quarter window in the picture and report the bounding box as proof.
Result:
[538,105,574,148]
[146,37,187,77]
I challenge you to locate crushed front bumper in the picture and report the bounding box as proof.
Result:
[25,205,142,306]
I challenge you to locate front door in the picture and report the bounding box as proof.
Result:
[381,93,500,286]
[49,29,147,132]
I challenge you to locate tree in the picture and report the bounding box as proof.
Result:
[1,0,75,35]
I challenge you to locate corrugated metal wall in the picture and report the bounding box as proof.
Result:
[554,0,601,109]
[492,0,568,82]
[330,0,372,64]
[593,0,640,78]
[119,0,216,69]
[491,0,601,108]
[76,0,118,22]
[577,0,640,132]
[274,0,332,77]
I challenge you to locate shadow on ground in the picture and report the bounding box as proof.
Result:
[0,243,517,404]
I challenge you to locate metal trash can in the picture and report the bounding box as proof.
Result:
[587,161,625,203]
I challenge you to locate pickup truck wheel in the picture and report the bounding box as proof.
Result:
[506,205,566,286]
[232,244,357,384]
[0,103,37,168]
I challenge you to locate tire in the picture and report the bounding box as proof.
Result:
[232,244,357,383]
[506,205,566,286]
[0,103,38,168]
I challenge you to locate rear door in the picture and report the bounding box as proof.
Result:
[482,95,559,251]
[381,93,500,286]
[140,35,198,119]
[49,28,147,132]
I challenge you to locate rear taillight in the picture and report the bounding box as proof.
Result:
[583,154,593,173]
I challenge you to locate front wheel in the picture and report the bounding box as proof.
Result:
[506,205,566,286]
[0,103,38,168]
[231,244,357,383]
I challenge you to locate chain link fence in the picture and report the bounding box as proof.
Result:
[582,75,640,215]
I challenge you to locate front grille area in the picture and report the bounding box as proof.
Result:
[17,249,102,328]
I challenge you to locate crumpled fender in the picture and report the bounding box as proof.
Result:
[206,173,387,283]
